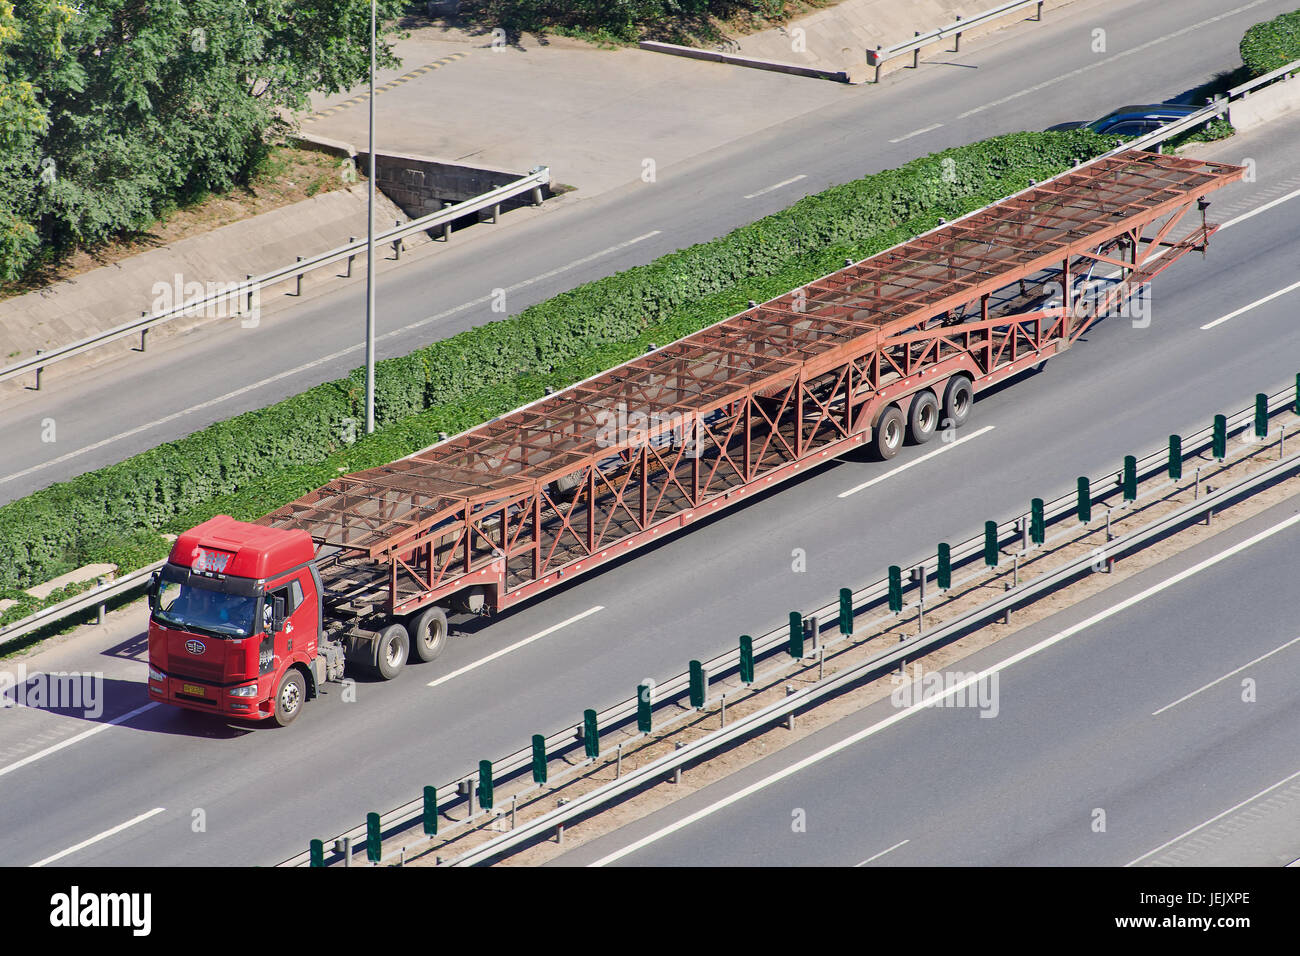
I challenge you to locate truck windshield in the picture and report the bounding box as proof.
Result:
[153,580,258,638]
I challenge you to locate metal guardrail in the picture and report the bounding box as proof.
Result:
[279,377,1300,866]
[867,0,1045,81]
[0,167,551,389]
[450,442,1300,866]
[0,560,165,648]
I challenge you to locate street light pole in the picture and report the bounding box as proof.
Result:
[364,0,377,434]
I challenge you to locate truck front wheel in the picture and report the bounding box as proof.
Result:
[272,669,306,727]
[375,623,409,680]
[409,606,448,663]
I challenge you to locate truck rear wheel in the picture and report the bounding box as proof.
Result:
[272,669,306,727]
[943,375,974,429]
[872,405,904,460]
[409,607,448,663]
[375,623,409,680]
[907,390,939,444]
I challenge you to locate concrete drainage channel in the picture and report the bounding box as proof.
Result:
[282,375,1300,867]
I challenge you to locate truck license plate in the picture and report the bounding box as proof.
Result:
[182,683,205,696]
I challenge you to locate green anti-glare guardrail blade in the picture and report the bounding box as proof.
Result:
[888,565,902,613]
[740,635,754,684]
[1031,498,1045,546]
[788,611,804,659]
[479,760,494,812]
[583,711,599,760]
[984,521,998,567]
[310,839,324,867]
[937,543,951,590]
[1078,477,1091,523]
[689,660,706,709]
[637,684,653,734]
[1214,414,1227,460]
[1169,434,1182,480]
[423,786,438,835]
[533,734,549,784]
[1123,455,1137,502]
[366,812,381,863]
[839,587,853,635]
[1256,393,1268,439]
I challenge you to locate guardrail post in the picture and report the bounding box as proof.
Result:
[392,221,402,260]
[912,31,920,69]
[1295,373,1299,415]
[423,786,438,835]
[872,45,883,83]
[637,683,653,734]
[345,238,356,277]
[532,185,544,206]
[984,521,998,567]
[1255,393,1268,439]
[1213,414,1227,460]
[366,812,381,863]
[888,565,903,612]
[342,835,352,867]
[137,321,148,352]
[740,635,754,683]
[937,542,951,590]
[459,777,477,819]
[532,733,549,784]
[689,660,707,708]
[839,587,853,635]
[1031,498,1045,546]
[1077,477,1091,523]
[954,16,962,52]
[583,710,599,760]
[441,201,453,241]
[294,256,303,295]
[32,349,43,390]
[788,611,804,659]
[479,760,494,812]
[1123,455,1137,502]
[96,576,107,624]
[1169,435,1182,479]
[1036,0,1043,19]
[245,275,254,312]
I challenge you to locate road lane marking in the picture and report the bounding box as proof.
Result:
[838,426,994,498]
[0,700,157,779]
[427,606,603,689]
[1200,278,1300,330]
[856,839,909,865]
[744,175,806,199]
[889,124,943,144]
[1151,634,1300,716]
[30,807,166,867]
[956,0,1273,119]
[589,508,1300,866]
[1126,767,1300,867]
[0,232,662,488]
[1218,185,1300,231]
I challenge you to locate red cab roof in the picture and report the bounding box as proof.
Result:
[170,515,314,582]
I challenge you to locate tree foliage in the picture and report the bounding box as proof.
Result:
[0,0,405,281]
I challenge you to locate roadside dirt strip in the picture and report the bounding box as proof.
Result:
[362,399,1300,867]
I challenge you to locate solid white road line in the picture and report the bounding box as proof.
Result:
[955,0,1273,119]
[588,508,1300,866]
[1126,767,1300,867]
[856,839,909,866]
[0,232,663,488]
[1151,633,1300,716]
[889,124,942,144]
[837,426,995,498]
[1217,185,1300,231]
[744,175,806,200]
[426,606,603,689]
[0,701,158,779]
[1200,277,1300,330]
[31,807,166,867]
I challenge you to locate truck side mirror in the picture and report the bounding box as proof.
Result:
[147,571,160,611]
[272,595,286,633]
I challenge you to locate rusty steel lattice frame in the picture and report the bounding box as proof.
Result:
[262,150,1243,616]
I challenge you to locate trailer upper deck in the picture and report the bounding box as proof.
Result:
[263,150,1242,577]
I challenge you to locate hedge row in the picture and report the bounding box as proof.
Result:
[1240,9,1300,76]
[0,130,1112,592]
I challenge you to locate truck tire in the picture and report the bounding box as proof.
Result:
[943,375,974,429]
[872,405,904,460]
[375,623,409,680]
[409,606,448,663]
[272,668,306,727]
[907,390,939,444]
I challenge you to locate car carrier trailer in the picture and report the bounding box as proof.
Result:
[147,149,1243,725]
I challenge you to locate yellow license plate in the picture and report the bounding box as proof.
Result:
[182,683,205,697]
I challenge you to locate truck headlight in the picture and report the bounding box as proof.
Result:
[148,666,165,682]
[229,683,259,697]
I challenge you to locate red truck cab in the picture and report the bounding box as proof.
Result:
[147,515,322,725]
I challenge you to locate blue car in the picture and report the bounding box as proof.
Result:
[1047,103,1201,136]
